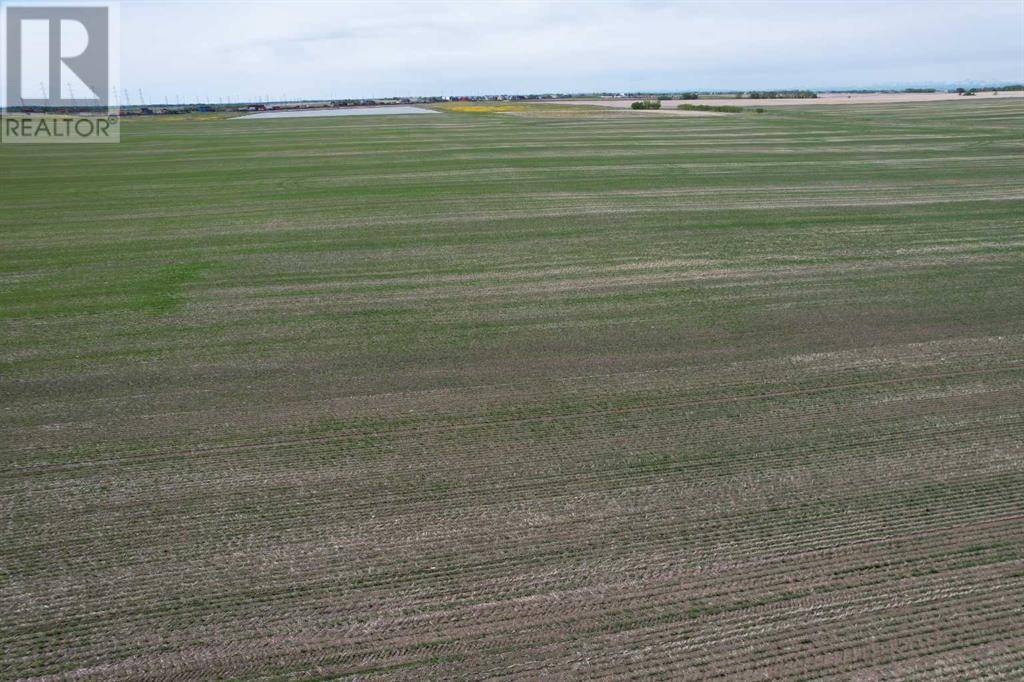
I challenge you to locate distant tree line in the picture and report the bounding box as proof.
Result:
[743,90,817,99]
[631,100,662,110]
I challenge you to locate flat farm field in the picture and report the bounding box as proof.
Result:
[2,99,1024,679]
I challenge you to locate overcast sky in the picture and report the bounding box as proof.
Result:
[116,0,1023,102]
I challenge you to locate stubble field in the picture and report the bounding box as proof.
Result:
[2,99,1023,679]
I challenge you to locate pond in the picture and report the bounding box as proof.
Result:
[236,106,439,119]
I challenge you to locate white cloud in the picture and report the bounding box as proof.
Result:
[116,0,1024,102]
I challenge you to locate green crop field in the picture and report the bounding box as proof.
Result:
[2,99,1023,679]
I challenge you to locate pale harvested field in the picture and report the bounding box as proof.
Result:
[564,90,1024,108]
[2,99,1023,679]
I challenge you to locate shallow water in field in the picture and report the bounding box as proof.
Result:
[236,105,439,119]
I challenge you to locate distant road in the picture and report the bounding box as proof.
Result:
[560,91,1023,108]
